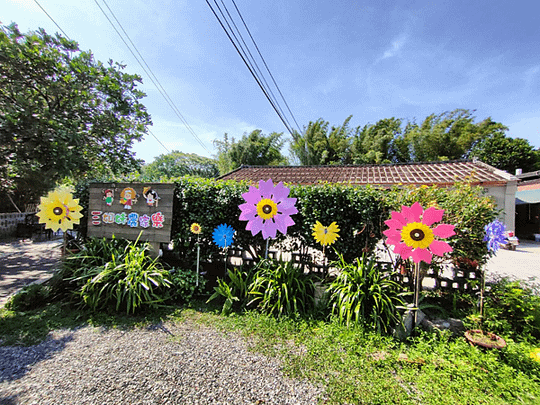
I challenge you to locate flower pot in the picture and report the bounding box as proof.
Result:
[464,329,506,349]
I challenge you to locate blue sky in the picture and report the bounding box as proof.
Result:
[4,0,540,164]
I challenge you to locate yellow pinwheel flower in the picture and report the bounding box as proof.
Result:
[190,223,202,234]
[36,187,83,232]
[312,221,340,246]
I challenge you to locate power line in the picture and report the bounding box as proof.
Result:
[95,0,211,154]
[32,0,70,39]
[207,0,293,135]
[148,129,170,154]
[230,0,302,133]
[205,0,301,135]
[32,0,171,156]
[216,0,294,134]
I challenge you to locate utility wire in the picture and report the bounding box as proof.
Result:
[206,0,299,136]
[216,0,294,135]
[208,0,293,135]
[95,0,211,154]
[32,0,70,39]
[33,0,171,155]
[148,129,171,153]
[230,0,302,134]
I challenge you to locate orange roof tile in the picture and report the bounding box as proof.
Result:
[218,160,516,187]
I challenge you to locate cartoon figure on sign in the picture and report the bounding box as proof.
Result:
[103,189,114,206]
[119,187,137,209]
[143,187,160,207]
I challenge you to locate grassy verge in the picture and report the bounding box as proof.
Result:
[1,302,539,404]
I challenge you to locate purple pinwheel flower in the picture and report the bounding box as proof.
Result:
[484,219,507,253]
[238,179,298,240]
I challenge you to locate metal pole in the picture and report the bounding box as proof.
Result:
[196,242,200,287]
[414,262,420,325]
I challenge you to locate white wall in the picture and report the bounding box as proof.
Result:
[486,180,518,232]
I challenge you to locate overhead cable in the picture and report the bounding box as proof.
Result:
[33,0,171,156]
[230,0,302,133]
[95,0,211,154]
[205,0,301,135]
[32,0,70,39]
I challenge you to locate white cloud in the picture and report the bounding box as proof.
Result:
[381,33,408,60]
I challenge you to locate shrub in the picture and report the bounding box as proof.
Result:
[483,277,540,341]
[207,265,259,315]
[169,267,206,303]
[248,259,315,317]
[171,178,388,266]
[5,284,50,311]
[327,254,405,333]
[67,237,172,314]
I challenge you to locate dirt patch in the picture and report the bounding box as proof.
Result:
[0,237,62,307]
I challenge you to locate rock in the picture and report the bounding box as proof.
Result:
[421,317,465,336]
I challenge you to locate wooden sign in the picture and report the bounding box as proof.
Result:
[87,183,174,243]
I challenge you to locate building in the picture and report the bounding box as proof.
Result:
[515,170,540,240]
[219,160,519,231]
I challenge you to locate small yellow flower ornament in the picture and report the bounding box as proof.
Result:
[312,221,340,246]
[190,223,202,234]
[36,187,83,232]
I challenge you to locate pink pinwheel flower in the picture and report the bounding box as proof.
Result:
[383,202,455,264]
[239,179,298,240]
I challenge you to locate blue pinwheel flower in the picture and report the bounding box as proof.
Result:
[484,219,507,253]
[212,224,235,248]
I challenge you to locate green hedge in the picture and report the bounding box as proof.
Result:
[171,178,387,265]
[75,176,499,270]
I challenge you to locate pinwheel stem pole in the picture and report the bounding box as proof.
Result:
[322,245,327,277]
[479,268,485,321]
[414,262,421,325]
[265,238,269,259]
[62,230,67,256]
[196,238,200,287]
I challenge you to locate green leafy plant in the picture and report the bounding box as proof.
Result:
[248,258,315,317]
[207,266,257,315]
[483,277,540,341]
[5,284,50,311]
[327,254,405,332]
[169,268,207,303]
[67,237,172,314]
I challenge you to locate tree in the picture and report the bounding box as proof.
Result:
[469,133,540,173]
[290,116,357,165]
[214,130,288,174]
[0,24,151,211]
[350,118,402,164]
[140,151,219,180]
[402,109,506,162]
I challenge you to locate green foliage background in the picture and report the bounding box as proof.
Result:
[76,176,499,269]
[171,178,388,265]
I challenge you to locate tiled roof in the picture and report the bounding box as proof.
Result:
[218,160,516,187]
[518,178,540,191]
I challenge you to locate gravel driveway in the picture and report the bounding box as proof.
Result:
[0,320,324,404]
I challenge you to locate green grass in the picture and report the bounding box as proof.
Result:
[1,301,539,404]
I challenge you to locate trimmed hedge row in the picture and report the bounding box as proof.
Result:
[75,176,499,269]
[171,178,387,265]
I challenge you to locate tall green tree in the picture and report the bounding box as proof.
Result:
[469,133,540,173]
[290,116,357,165]
[350,118,402,164]
[140,151,219,180]
[0,24,151,211]
[214,130,288,174]
[402,109,506,162]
